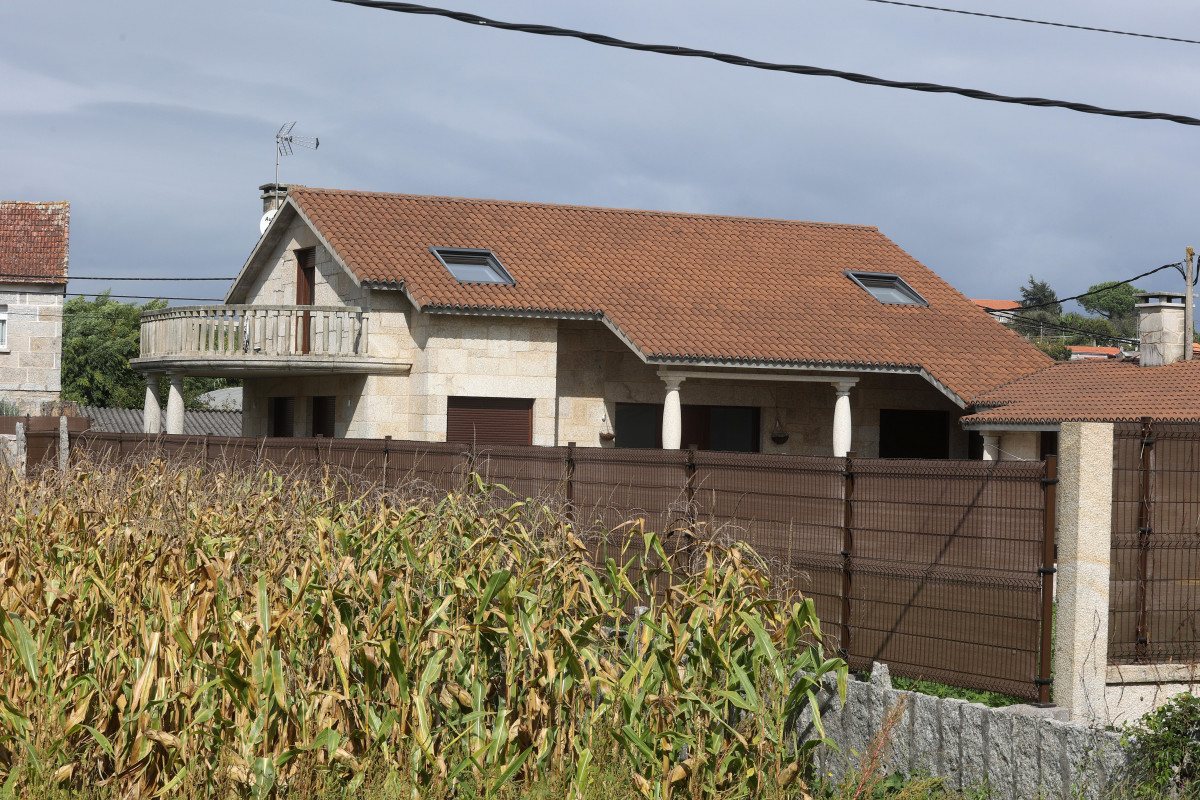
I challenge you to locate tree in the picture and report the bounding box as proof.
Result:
[1078,281,1144,338]
[62,293,237,409]
[1019,275,1062,316]
[1058,312,1122,346]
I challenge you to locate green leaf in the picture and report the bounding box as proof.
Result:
[476,569,512,624]
[0,609,39,687]
[490,746,533,795]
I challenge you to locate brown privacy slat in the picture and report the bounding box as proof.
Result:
[1110,421,1200,664]
[446,397,533,446]
[69,431,1049,698]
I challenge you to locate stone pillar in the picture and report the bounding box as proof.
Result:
[661,375,685,450]
[58,415,68,473]
[165,373,185,435]
[1054,421,1114,724]
[832,381,854,457]
[143,374,162,434]
[982,433,1001,461]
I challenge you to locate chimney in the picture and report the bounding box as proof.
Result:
[258,183,288,214]
[1137,291,1191,367]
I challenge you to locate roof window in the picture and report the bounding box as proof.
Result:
[431,248,514,285]
[845,271,928,306]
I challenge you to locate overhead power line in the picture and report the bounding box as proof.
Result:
[70,276,233,281]
[980,262,1183,314]
[66,293,225,302]
[864,0,1200,46]
[331,0,1200,128]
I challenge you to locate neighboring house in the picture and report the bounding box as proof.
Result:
[1067,345,1122,361]
[0,201,67,412]
[971,298,1022,325]
[964,291,1200,459]
[130,186,1050,458]
[80,406,242,437]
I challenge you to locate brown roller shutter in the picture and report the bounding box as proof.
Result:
[270,397,295,437]
[312,396,336,438]
[446,397,534,446]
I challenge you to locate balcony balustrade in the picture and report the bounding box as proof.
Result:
[139,304,368,360]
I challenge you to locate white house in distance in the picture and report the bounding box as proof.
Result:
[131,185,1050,457]
[0,201,68,412]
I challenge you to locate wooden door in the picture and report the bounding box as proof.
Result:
[295,248,315,354]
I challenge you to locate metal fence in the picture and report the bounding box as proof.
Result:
[1111,420,1200,664]
[70,432,1054,700]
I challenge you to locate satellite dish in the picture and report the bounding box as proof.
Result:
[259,208,278,235]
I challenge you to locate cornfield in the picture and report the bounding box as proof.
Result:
[0,456,846,799]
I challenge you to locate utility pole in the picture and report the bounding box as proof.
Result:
[1188,246,1195,361]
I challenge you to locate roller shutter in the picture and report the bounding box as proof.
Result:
[446,397,533,446]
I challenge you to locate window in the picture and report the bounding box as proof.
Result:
[845,271,928,306]
[0,305,7,350]
[614,403,760,452]
[430,248,515,285]
[269,397,295,438]
[878,409,949,459]
[312,396,336,438]
[446,397,533,445]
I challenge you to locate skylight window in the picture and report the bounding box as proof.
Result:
[845,271,928,306]
[431,248,514,285]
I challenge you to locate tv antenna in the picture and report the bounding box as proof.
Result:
[262,122,320,234]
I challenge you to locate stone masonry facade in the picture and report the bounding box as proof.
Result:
[0,283,62,411]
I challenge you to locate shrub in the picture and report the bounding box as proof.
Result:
[1123,692,1200,798]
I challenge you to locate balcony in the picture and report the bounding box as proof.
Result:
[130,305,410,377]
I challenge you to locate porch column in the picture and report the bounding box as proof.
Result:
[661,374,685,450]
[832,380,854,457]
[982,433,1001,461]
[165,373,185,435]
[143,373,162,434]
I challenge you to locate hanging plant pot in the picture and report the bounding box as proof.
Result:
[770,431,790,445]
[599,430,616,442]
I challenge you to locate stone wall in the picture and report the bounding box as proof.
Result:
[242,217,366,308]
[805,664,1129,800]
[555,321,968,455]
[0,283,62,408]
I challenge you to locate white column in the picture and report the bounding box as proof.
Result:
[165,373,185,435]
[1055,421,1114,724]
[661,375,685,450]
[982,433,1001,461]
[143,374,162,434]
[832,381,854,457]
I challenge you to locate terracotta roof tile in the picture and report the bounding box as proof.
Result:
[972,299,1022,311]
[965,359,1200,424]
[282,188,1051,402]
[0,201,69,284]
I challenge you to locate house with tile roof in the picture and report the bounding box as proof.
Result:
[131,185,1050,457]
[0,201,68,412]
[963,292,1199,459]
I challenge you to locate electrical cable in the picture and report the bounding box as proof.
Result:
[330,0,1200,128]
[69,276,233,281]
[66,293,225,302]
[980,262,1183,314]
[864,0,1200,46]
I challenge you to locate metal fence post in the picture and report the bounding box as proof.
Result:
[840,450,856,663]
[565,441,576,526]
[1136,416,1154,662]
[1037,454,1058,705]
[383,435,391,486]
[685,445,698,530]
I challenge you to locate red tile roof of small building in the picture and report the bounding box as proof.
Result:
[966,358,1200,424]
[972,299,1022,311]
[0,201,69,284]
[1068,345,1121,358]
[248,188,1052,403]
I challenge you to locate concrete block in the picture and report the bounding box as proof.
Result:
[940,699,965,790]
[985,708,1014,798]
[910,691,942,776]
[1063,724,1101,800]
[1010,713,1042,799]
[1039,718,1068,800]
[958,703,987,790]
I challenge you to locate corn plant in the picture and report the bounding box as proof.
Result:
[0,456,845,799]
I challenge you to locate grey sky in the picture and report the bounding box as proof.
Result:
[4,1,1200,308]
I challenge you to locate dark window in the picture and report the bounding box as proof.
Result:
[446,396,533,445]
[1040,431,1058,459]
[296,247,315,354]
[430,248,515,285]
[270,397,295,438]
[312,396,336,438]
[845,271,928,306]
[615,403,760,452]
[879,409,949,459]
[614,403,662,449]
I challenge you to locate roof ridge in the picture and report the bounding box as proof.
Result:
[290,187,880,231]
